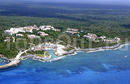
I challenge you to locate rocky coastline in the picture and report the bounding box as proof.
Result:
[0,55,11,62]
[21,54,52,62]
[77,44,121,52]
[0,50,28,69]
[54,43,122,56]
[0,43,129,69]
[54,49,76,56]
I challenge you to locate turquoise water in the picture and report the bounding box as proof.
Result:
[0,45,130,84]
[47,50,59,59]
[0,59,9,66]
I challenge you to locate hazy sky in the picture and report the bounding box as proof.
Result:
[29,0,130,5]
[1,0,130,5]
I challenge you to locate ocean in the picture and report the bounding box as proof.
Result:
[0,44,130,84]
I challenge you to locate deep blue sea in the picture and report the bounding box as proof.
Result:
[1,44,130,84]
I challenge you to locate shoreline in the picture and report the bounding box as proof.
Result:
[34,42,130,62]
[0,50,28,69]
[21,54,52,62]
[52,42,130,58]
[0,42,129,69]
[54,43,124,57]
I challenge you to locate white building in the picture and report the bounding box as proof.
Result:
[5,30,12,35]
[37,31,48,36]
[114,37,121,43]
[16,34,24,37]
[4,26,37,35]
[103,37,121,43]
[5,28,25,35]
[65,28,78,34]
[53,29,61,32]
[39,25,55,30]
[23,27,33,33]
[83,33,98,41]
[99,36,106,41]
[27,34,36,39]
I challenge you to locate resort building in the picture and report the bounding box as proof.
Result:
[23,26,33,33]
[102,39,113,43]
[33,25,40,30]
[39,25,55,30]
[33,46,45,51]
[37,31,48,37]
[16,34,24,37]
[5,25,40,35]
[102,37,120,43]
[83,33,98,41]
[99,36,106,39]
[114,37,121,43]
[53,29,61,32]
[99,36,106,41]
[5,28,25,35]
[27,34,36,39]
[65,28,78,34]
[23,25,40,32]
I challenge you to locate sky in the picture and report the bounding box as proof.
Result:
[1,0,130,5]
[27,0,130,5]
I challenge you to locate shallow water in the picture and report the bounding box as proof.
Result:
[0,59,8,66]
[0,45,130,84]
[47,50,59,59]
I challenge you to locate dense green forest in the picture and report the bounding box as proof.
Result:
[0,2,130,58]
